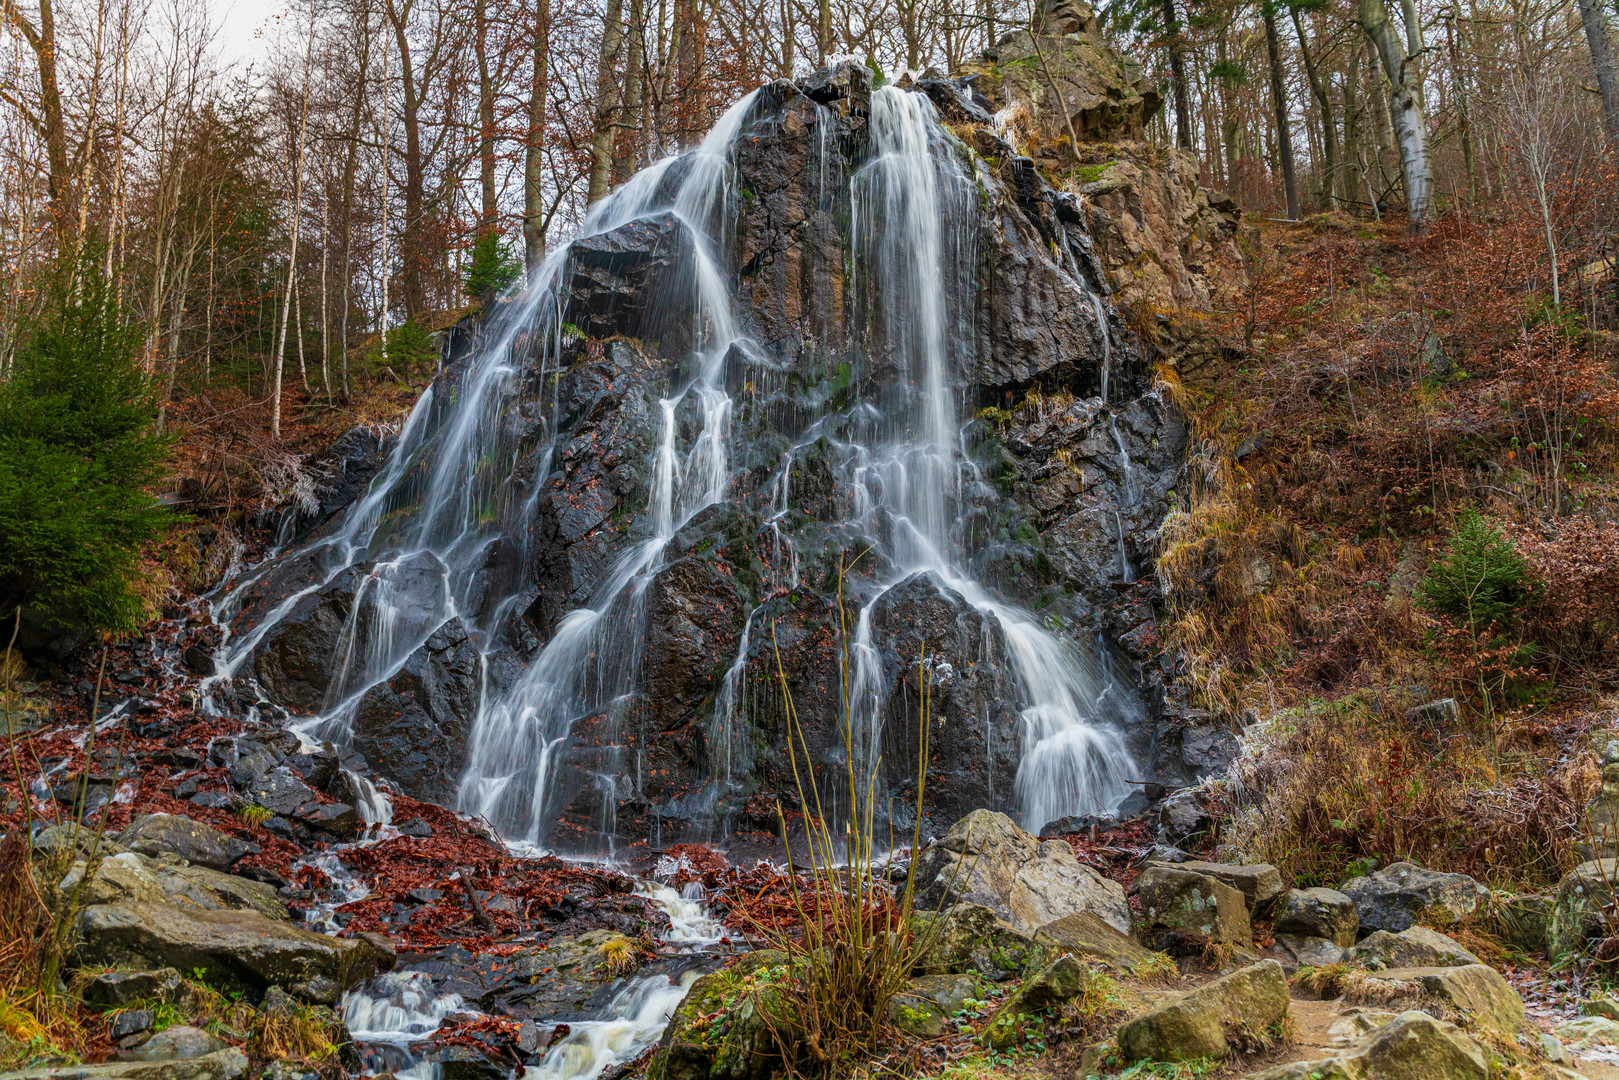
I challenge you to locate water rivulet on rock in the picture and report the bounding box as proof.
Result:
[203,66,1194,854]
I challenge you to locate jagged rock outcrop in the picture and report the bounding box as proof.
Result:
[225,54,1243,851]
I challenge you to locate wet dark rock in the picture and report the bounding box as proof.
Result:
[251,550,452,713]
[399,817,433,838]
[1272,887,1358,947]
[213,77,1214,849]
[566,213,698,353]
[1156,790,1211,846]
[797,58,872,116]
[294,801,360,838]
[242,767,319,817]
[347,618,479,806]
[280,425,397,544]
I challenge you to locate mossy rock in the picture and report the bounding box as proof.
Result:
[1245,1010,1490,1080]
[913,902,1049,978]
[1355,965,1524,1038]
[1117,959,1288,1062]
[646,951,788,1080]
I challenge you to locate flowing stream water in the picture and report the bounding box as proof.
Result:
[205,82,1138,855]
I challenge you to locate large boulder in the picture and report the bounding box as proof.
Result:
[1137,866,1251,945]
[912,810,1129,935]
[1355,965,1524,1037]
[1338,863,1488,935]
[76,902,393,1004]
[1273,888,1358,947]
[1116,960,1288,1061]
[58,854,287,920]
[117,814,257,872]
[1244,1010,1489,1080]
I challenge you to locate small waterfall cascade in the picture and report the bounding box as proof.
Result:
[204,78,1144,851]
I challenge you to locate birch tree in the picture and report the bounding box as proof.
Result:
[1359,0,1432,230]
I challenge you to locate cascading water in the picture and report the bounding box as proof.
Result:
[205,78,1144,853]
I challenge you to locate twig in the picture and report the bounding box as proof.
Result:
[459,866,496,934]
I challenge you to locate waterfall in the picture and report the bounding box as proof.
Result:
[206,79,1142,850]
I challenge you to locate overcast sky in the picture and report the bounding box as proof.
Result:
[209,0,287,73]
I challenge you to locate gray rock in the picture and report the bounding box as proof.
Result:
[1273,934,1345,967]
[84,968,184,1008]
[912,809,1130,935]
[1157,791,1211,846]
[1138,865,1251,945]
[1347,926,1480,969]
[982,954,1093,1048]
[1034,910,1154,969]
[0,1049,249,1080]
[1354,965,1525,1036]
[1247,1010,1488,1080]
[76,902,393,1004]
[1549,859,1618,960]
[294,801,360,838]
[1339,862,1487,934]
[797,58,873,116]
[346,618,480,806]
[118,1026,226,1061]
[32,823,129,860]
[117,814,257,872]
[1272,888,1358,947]
[1117,960,1288,1061]
[1403,698,1462,734]
[913,903,1044,980]
[1556,1015,1619,1050]
[241,766,318,817]
[1173,861,1283,911]
[1491,892,1551,953]
[108,1009,155,1040]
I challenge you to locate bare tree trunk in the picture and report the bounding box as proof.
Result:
[1360,0,1433,230]
[272,0,318,439]
[588,0,626,204]
[1445,3,1477,205]
[1163,0,1192,149]
[524,0,552,270]
[1343,44,1364,208]
[1263,3,1301,219]
[1577,0,1619,144]
[475,0,499,227]
[618,0,645,183]
[2,0,73,237]
[1292,6,1339,206]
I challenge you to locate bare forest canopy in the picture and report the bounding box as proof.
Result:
[0,0,1614,435]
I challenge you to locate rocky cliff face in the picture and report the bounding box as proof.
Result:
[213,55,1241,856]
